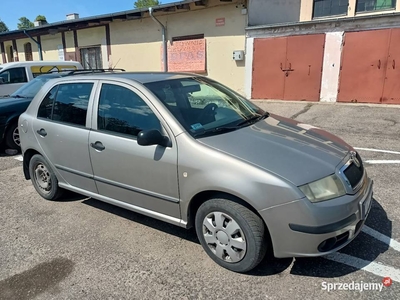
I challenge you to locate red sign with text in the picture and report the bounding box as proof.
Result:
[215,18,225,26]
[161,39,206,73]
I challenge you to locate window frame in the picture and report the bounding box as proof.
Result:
[312,0,350,19]
[91,81,171,141]
[79,45,103,70]
[355,0,396,14]
[36,80,99,129]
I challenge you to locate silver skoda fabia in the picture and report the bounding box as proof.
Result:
[19,72,373,273]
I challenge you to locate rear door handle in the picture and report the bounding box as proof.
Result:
[90,141,105,151]
[37,128,47,137]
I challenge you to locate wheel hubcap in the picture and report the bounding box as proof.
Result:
[34,163,51,194]
[13,127,20,147]
[202,212,247,263]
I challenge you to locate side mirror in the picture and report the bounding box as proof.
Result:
[137,129,171,147]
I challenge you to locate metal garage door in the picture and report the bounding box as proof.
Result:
[338,29,391,103]
[252,37,287,99]
[382,28,400,104]
[252,34,325,101]
[284,34,325,101]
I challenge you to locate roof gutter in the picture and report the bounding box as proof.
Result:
[149,7,168,72]
[23,30,43,61]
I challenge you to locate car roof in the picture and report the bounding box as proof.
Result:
[57,72,200,84]
[34,72,73,79]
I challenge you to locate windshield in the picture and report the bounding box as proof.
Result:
[10,75,55,98]
[145,77,267,138]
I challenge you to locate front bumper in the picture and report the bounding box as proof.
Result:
[0,123,5,144]
[260,176,373,258]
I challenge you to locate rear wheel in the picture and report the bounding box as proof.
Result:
[29,154,64,200]
[195,198,267,273]
[5,122,20,151]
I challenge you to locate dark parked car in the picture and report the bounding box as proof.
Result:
[0,73,71,150]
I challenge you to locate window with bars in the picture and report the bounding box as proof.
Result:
[313,0,349,18]
[80,47,103,70]
[356,0,396,13]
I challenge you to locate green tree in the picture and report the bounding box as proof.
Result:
[35,15,47,23]
[0,20,9,32]
[134,0,161,8]
[17,17,34,30]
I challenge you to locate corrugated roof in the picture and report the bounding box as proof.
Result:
[0,0,201,38]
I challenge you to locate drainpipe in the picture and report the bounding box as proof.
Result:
[23,30,43,61]
[149,7,168,72]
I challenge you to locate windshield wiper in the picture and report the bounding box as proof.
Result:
[193,126,239,138]
[236,112,270,127]
[11,95,27,98]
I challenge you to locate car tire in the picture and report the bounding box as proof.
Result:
[195,198,267,273]
[4,122,20,151]
[29,154,64,201]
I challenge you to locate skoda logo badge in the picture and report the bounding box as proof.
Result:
[350,151,361,168]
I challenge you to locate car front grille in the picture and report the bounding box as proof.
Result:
[343,153,364,189]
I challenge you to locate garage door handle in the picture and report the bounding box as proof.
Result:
[37,128,47,137]
[90,141,105,151]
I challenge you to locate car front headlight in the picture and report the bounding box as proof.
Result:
[299,174,346,203]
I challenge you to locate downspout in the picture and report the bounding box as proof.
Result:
[149,7,168,72]
[23,30,43,61]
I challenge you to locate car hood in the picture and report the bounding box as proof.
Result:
[0,97,32,110]
[198,114,352,186]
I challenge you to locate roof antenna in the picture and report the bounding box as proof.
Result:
[112,58,121,71]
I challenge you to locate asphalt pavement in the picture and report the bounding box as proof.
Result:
[0,100,399,300]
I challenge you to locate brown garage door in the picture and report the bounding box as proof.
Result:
[284,34,325,101]
[338,29,391,103]
[252,34,325,101]
[382,28,400,104]
[252,37,287,99]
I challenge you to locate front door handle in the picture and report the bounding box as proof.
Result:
[37,128,47,137]
[90,141,105,151]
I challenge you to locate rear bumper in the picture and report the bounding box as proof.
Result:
[260,177,373,258]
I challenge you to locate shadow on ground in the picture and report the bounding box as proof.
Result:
[80,195,391,278]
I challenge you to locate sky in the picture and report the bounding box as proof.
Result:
[1,0,177,30]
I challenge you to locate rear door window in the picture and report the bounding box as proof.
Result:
[37,82,94,126]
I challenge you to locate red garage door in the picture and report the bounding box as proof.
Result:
[382,29,400,104]
[252,34,325,101]
[252,37,287,99]
[338,28,400,104]
[338,30,390,103]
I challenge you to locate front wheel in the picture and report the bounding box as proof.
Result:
[29,154,64,200]
[5,122,20,151]
[195,199,267,273]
